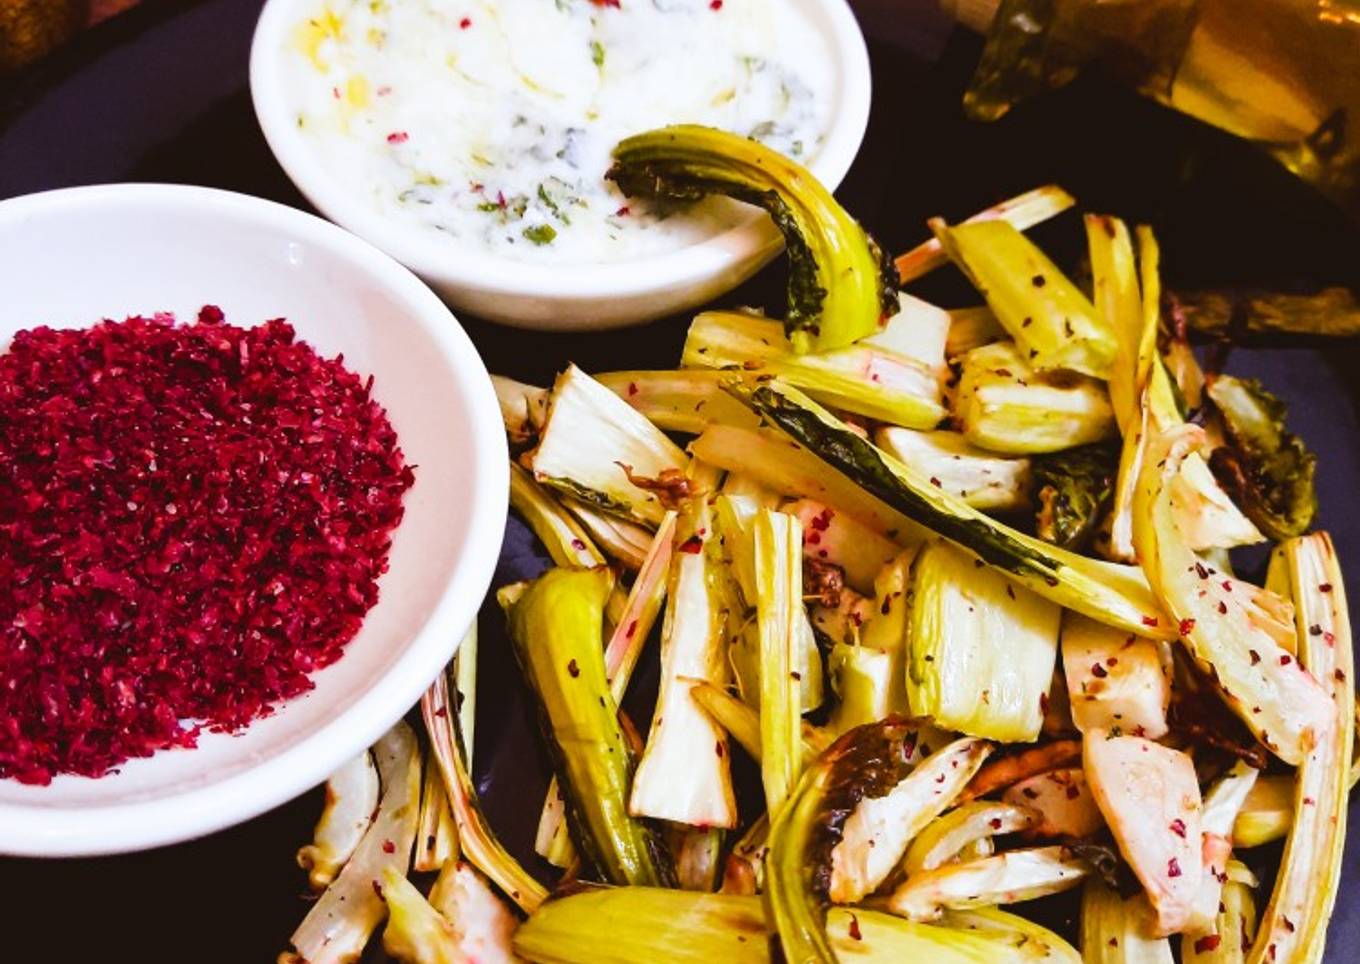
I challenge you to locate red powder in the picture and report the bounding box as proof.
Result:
[0,308,413,784]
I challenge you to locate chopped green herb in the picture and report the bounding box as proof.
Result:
[538,180,574,225]
[591,41,606,69]
[523,224,558,245]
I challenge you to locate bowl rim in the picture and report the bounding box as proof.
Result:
[0,182,508,857]
[248,0,872,303]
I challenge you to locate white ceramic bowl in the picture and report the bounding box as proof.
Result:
[0,184,507,856]
[249,0,872,330]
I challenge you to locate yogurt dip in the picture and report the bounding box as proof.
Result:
[284,0,835,263]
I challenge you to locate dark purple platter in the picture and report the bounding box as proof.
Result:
[3,1,1360,960]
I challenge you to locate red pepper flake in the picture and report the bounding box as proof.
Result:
[1022,787,1039,799]
[1065,784,1080,800]
[989,817,1003,830]
[382,839,396,854]
[1178,618,1196,636]
[570,538,587,551]
[567,659,580,678]
[626,620,639,639]
[1325,631,1336,645]
[929,476,942,488]
[715,741,724,758]
[678,535,704,554]
[386,131,409,144]
[1309,624,1323,636]
[1108,938,1119,947]
[1218,600,1228,614]
[1195,561,1209,579]
[1281,915,1295,933]
[615,205,630,217]
[1336,668,1347,682]
[710,0,724,7]
[1194,935,1222,954]
[847,914,861,941]
[1167,857,1182,878]
[0,310,412,784]
[1319,583,1333,593]
[1250,650,1261,665]
[459,16,472,28]
[810,508,833,532]
[1091,662,1108,679]
[1169,818,1186,838]
[1280,654,1292,666]
[372,880,385,898]
[627,381,639,397]
[589,0,621,8]
[1142,615,1159,628]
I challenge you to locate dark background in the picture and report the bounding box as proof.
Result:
[3,0,1360,960]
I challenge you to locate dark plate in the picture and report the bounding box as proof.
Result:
[3,1,1360,959]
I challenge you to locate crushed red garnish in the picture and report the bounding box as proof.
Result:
[0,309,413,784]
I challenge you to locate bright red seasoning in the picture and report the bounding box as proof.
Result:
[0,308,413,784]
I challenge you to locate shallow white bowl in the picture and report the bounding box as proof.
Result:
[0,184,507,856]
[249,0,872,330]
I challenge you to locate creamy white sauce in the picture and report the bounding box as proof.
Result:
[285,0,835,262]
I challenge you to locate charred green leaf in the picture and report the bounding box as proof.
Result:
[608,125,897,353]
[765,717,926,963]
[1206,374,1317,540]
[1031,442,1119,551]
